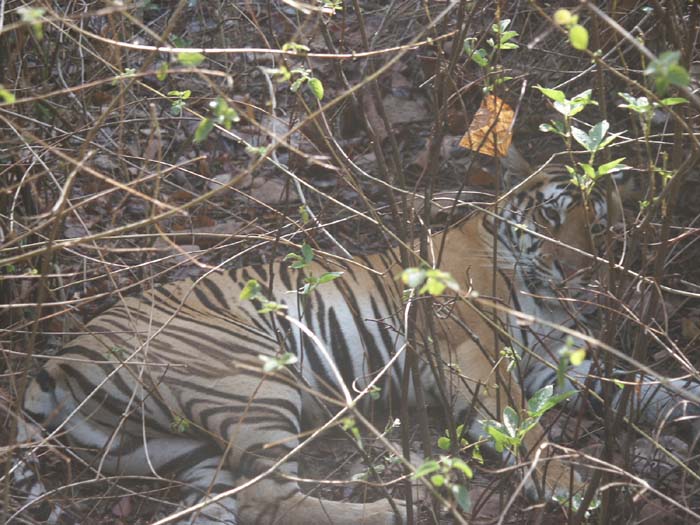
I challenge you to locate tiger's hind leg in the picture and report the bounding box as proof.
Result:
[190,374,405,525]
[75,433,240,525]
[16,366,238,524]
[171,455,238,525]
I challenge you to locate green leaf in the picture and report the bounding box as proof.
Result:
[284,252,302,264]
[534,85,566,102]
[463,38,489,67]
[452,484,471,512]
[539,120,567,136]
[645,50,680,75]
[527,385,554,416]
[618,91,640,105]
[645,51,690,94]
[549,390,576,407]
[156,62,169,81]
[450,458,473,479]
[599,133,620,150]
[209,97,239,129]
[290,77,305,93]
[430,474,445,487]
[571,126,591,150]
[569,24,589,50]
[587,120,609,151]
[240,279,261,300]
[301,243,314,263]
[0,87,15,103]
[618,92,652,114]
[667,65,690,89]
[502,406,519,438]
[171,35,192,47]
[194,117,214,143]
[496,19,511,33]
[316,272,343,284]
[529,387,575,417]
[472,49,488,67]
[257,301,287,314]
[401,267,426,288]
[598,157,628,175]
[307,77,324,101]
[437,436,451,451]
[170,415,190,433]
[484,423,508,452]
[660,97,687,106]
[422,278,446,296]
[18,6,45,24]
[286,244,314,270]
[571,89,596,107]
[177,51,205,67]
[413,460,441,479]
[553,8,574,25]
[569,348,586,366]
[472,444,484,464]
[18,6,45,40]
[260,352,298,373]
[282,42,311,53]
[579,163,596,180]
[427,269,459,292]
[554,90,598,117]
[518,416,540,437]
[655,76,670,95]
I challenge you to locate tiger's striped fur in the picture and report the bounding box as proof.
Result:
[12,148,698,525]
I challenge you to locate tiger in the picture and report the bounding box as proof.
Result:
[11,147,699,525]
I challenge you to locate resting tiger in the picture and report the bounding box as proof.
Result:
[11,148,699,525]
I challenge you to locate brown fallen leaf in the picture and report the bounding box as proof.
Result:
[248,178,293,205]
[681,317,700,340]
[460,94,514,157]
[112,495,132,518]
[154,220,244,249]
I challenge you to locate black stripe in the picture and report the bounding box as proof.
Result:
[193,286,225,312]
[333,277,386,380]
[160,443,217,475]
[328,307,356,392]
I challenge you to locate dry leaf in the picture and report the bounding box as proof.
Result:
[682,317,700,340]
[112,496,132,518]
[192,214,216,229]
[467,166,496,186]
[459,94,514,157]
[382,93,430,125]
[361,94,388,143]
[249,178,292,205]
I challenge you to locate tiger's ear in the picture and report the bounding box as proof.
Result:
[500,145,532,188]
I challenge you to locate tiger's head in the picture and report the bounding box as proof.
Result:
[497,147,623,294]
